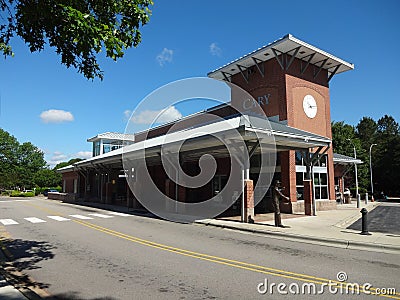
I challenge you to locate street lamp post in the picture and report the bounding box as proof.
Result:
[347,139,359,205]
[369,143,377,200]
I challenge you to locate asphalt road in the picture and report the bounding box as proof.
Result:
[0,197,399,300]
[348,202,400,235]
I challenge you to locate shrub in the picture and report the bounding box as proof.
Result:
[10,191,35,197]
[1,190,12,196]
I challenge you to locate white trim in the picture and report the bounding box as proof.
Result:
[208,34,354,80]
[58,115,330,172]
[295,166,327,173]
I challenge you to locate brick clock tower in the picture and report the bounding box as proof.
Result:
[208,34,354,213]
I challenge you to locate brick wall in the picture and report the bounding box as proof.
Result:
[231,56,335,202]
[62,171,78,193]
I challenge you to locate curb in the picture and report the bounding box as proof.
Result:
[195,220,400,254]
[0,241,47,300]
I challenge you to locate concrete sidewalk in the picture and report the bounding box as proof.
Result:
[195,201,400,254]
[0,251,28,300]
[0,275,28,300]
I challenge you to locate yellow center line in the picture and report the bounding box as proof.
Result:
[18,201,400,299]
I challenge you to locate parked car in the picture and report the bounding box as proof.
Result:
[43,189,58,196]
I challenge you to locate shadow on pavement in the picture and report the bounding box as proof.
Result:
[2,239,119,299]
[1,238,55,290]
[4,238,55,272]
[46,292,118,300]
[347,205,400,235]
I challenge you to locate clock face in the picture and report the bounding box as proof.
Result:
[303,95,317,118]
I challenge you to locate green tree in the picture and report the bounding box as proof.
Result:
[377,115,399,136]
[33,169,62,187]
[0,128,19,188]
[373,115,400,195]
[54,157,83,170]
[1,0,153,80]
[0,128,47,189]
[331,121,358,156]
[15,142,47,188]
[331,121,369,190]
[356,117,377,150]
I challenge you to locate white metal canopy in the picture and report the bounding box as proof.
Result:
[207,34,354,82]
[58,115,331,172]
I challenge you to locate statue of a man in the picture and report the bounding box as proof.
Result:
[272,180,290,227]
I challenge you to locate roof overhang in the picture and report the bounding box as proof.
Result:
[59,115,331,172]
[207,34,354,82]
[333,153,363,165]
[87,132,135,142]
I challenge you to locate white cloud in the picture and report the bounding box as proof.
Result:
[209,42,222,56]
[123,109,132,121]
[46,150,92,168]
[75,151,92,159]
[40,109,74,123]
[46,153,68,168]
[51,151,68,161]
[131,106,182,125]
[156,48,173,66]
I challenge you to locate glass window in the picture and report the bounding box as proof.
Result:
[314,174,320,185]
[296,172,303,186]
[313,172,328,200]
[296,171,304,200]
[319,154,327,167]
[297,171,329,200]
[321,187,328,199]
[320,173,327,185]
[103,144,111,154]
[295,151,303,165]
[93,141,100,156]
[315,187,321,199]
[213,175,227,195]
[296,187,304,200]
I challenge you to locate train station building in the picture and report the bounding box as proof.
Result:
[58,34,358,222]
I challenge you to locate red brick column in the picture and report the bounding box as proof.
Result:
[303,179,313,216]
[327,148,335,201]
[243,179,254,222]
[280,151,296,213]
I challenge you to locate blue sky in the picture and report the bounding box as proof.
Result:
[1,0,399,167]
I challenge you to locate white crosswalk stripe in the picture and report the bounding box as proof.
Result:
[2,212,122,225]
[48,216,70,221]
[0,219,19,225]
[0,200,32,203]
[69,214,94,220]
[108,212,130,217]
[24,217,46,223]
[88,213,114,219]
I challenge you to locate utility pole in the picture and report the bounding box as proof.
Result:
[369,143,377,200]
